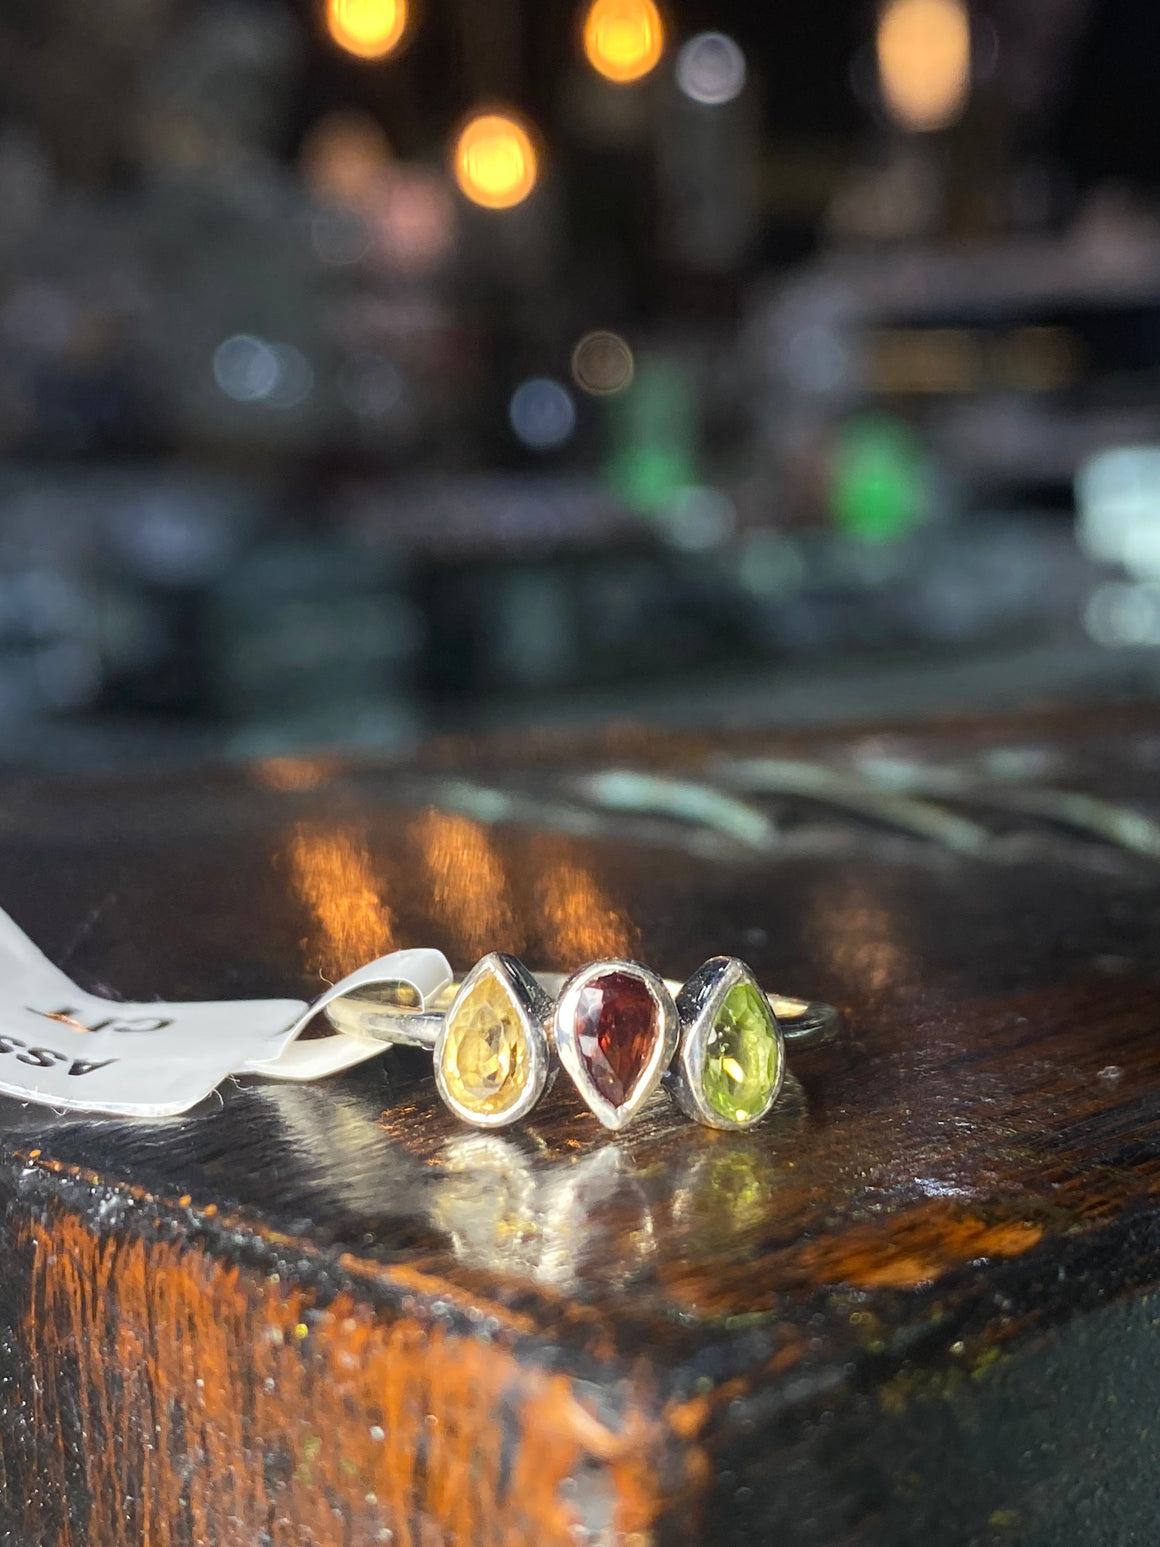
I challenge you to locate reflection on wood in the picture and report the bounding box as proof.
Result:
[531,835,638,968]
[410,807,524,960]
[285,821,395,978]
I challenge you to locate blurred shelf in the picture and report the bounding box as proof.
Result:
[3,635,1160,778]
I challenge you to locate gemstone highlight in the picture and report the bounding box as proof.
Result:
[701,980,780,1124]
[441,971,529,1117]
[573,970,658,1108]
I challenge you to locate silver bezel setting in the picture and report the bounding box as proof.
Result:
[553,958,679,1131]
[434,952,554,1129]
[669,956,785,1131]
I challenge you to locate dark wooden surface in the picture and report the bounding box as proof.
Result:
[3,708,1160,1546]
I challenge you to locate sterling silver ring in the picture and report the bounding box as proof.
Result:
[325,952,839,1133]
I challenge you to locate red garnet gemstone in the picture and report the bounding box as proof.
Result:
[573,971,658,1108]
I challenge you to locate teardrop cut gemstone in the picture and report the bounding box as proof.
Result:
[573,970,658,1108]
[701,980,780,1124]
[440,968,530,1118]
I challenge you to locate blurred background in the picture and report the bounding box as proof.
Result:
[3,0,1160,772]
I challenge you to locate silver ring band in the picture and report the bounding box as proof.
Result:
[324,974,839,1050]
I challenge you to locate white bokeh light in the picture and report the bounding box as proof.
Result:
[509,378,577,451]
[676,32,747,106]
[1076,447,1160,578]
[265,344,315,410]
[213,335,313,409]
[213,335,280,402]
[1083,582,1160,648]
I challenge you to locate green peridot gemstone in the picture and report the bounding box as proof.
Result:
[701,980,780,1124]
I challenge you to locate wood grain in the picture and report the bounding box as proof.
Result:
[17,1201,688,1547]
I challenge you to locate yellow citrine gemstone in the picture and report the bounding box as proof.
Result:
[440,972,529,1117]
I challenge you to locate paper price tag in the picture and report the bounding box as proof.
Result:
[247,948,453,1083]
[0,905,451,1117]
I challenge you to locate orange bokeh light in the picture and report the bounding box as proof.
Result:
[326,0,407,60]
[452,112,538,210]
[877,0,971,132]
[582,0,665,85]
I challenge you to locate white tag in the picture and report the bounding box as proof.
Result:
[246,948,453,1082]
[0,904,451,1117]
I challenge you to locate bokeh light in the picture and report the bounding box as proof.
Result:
[664,486,737,551]
[571,330,635,395]
[302,111,456,275]
[326,0,408,60]
[830,416,925,543]
[453,113,539,210]
[372,169,457,274]
[112,493,234,587]
[675,32,747,106]
[213,335,280,402]
[301,111,391,205]
[309,206,371,266]
[582,0,665,85]
[877,0,971,133]
[1077,447,1160,578]
[339,355,409,432]
[509,379,577,451]
[213,336,314,410]
[1084,582,1160,648]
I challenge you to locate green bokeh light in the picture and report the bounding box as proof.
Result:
[605,356,698,515]
[608,445,696,513]
[830,416,926,544]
